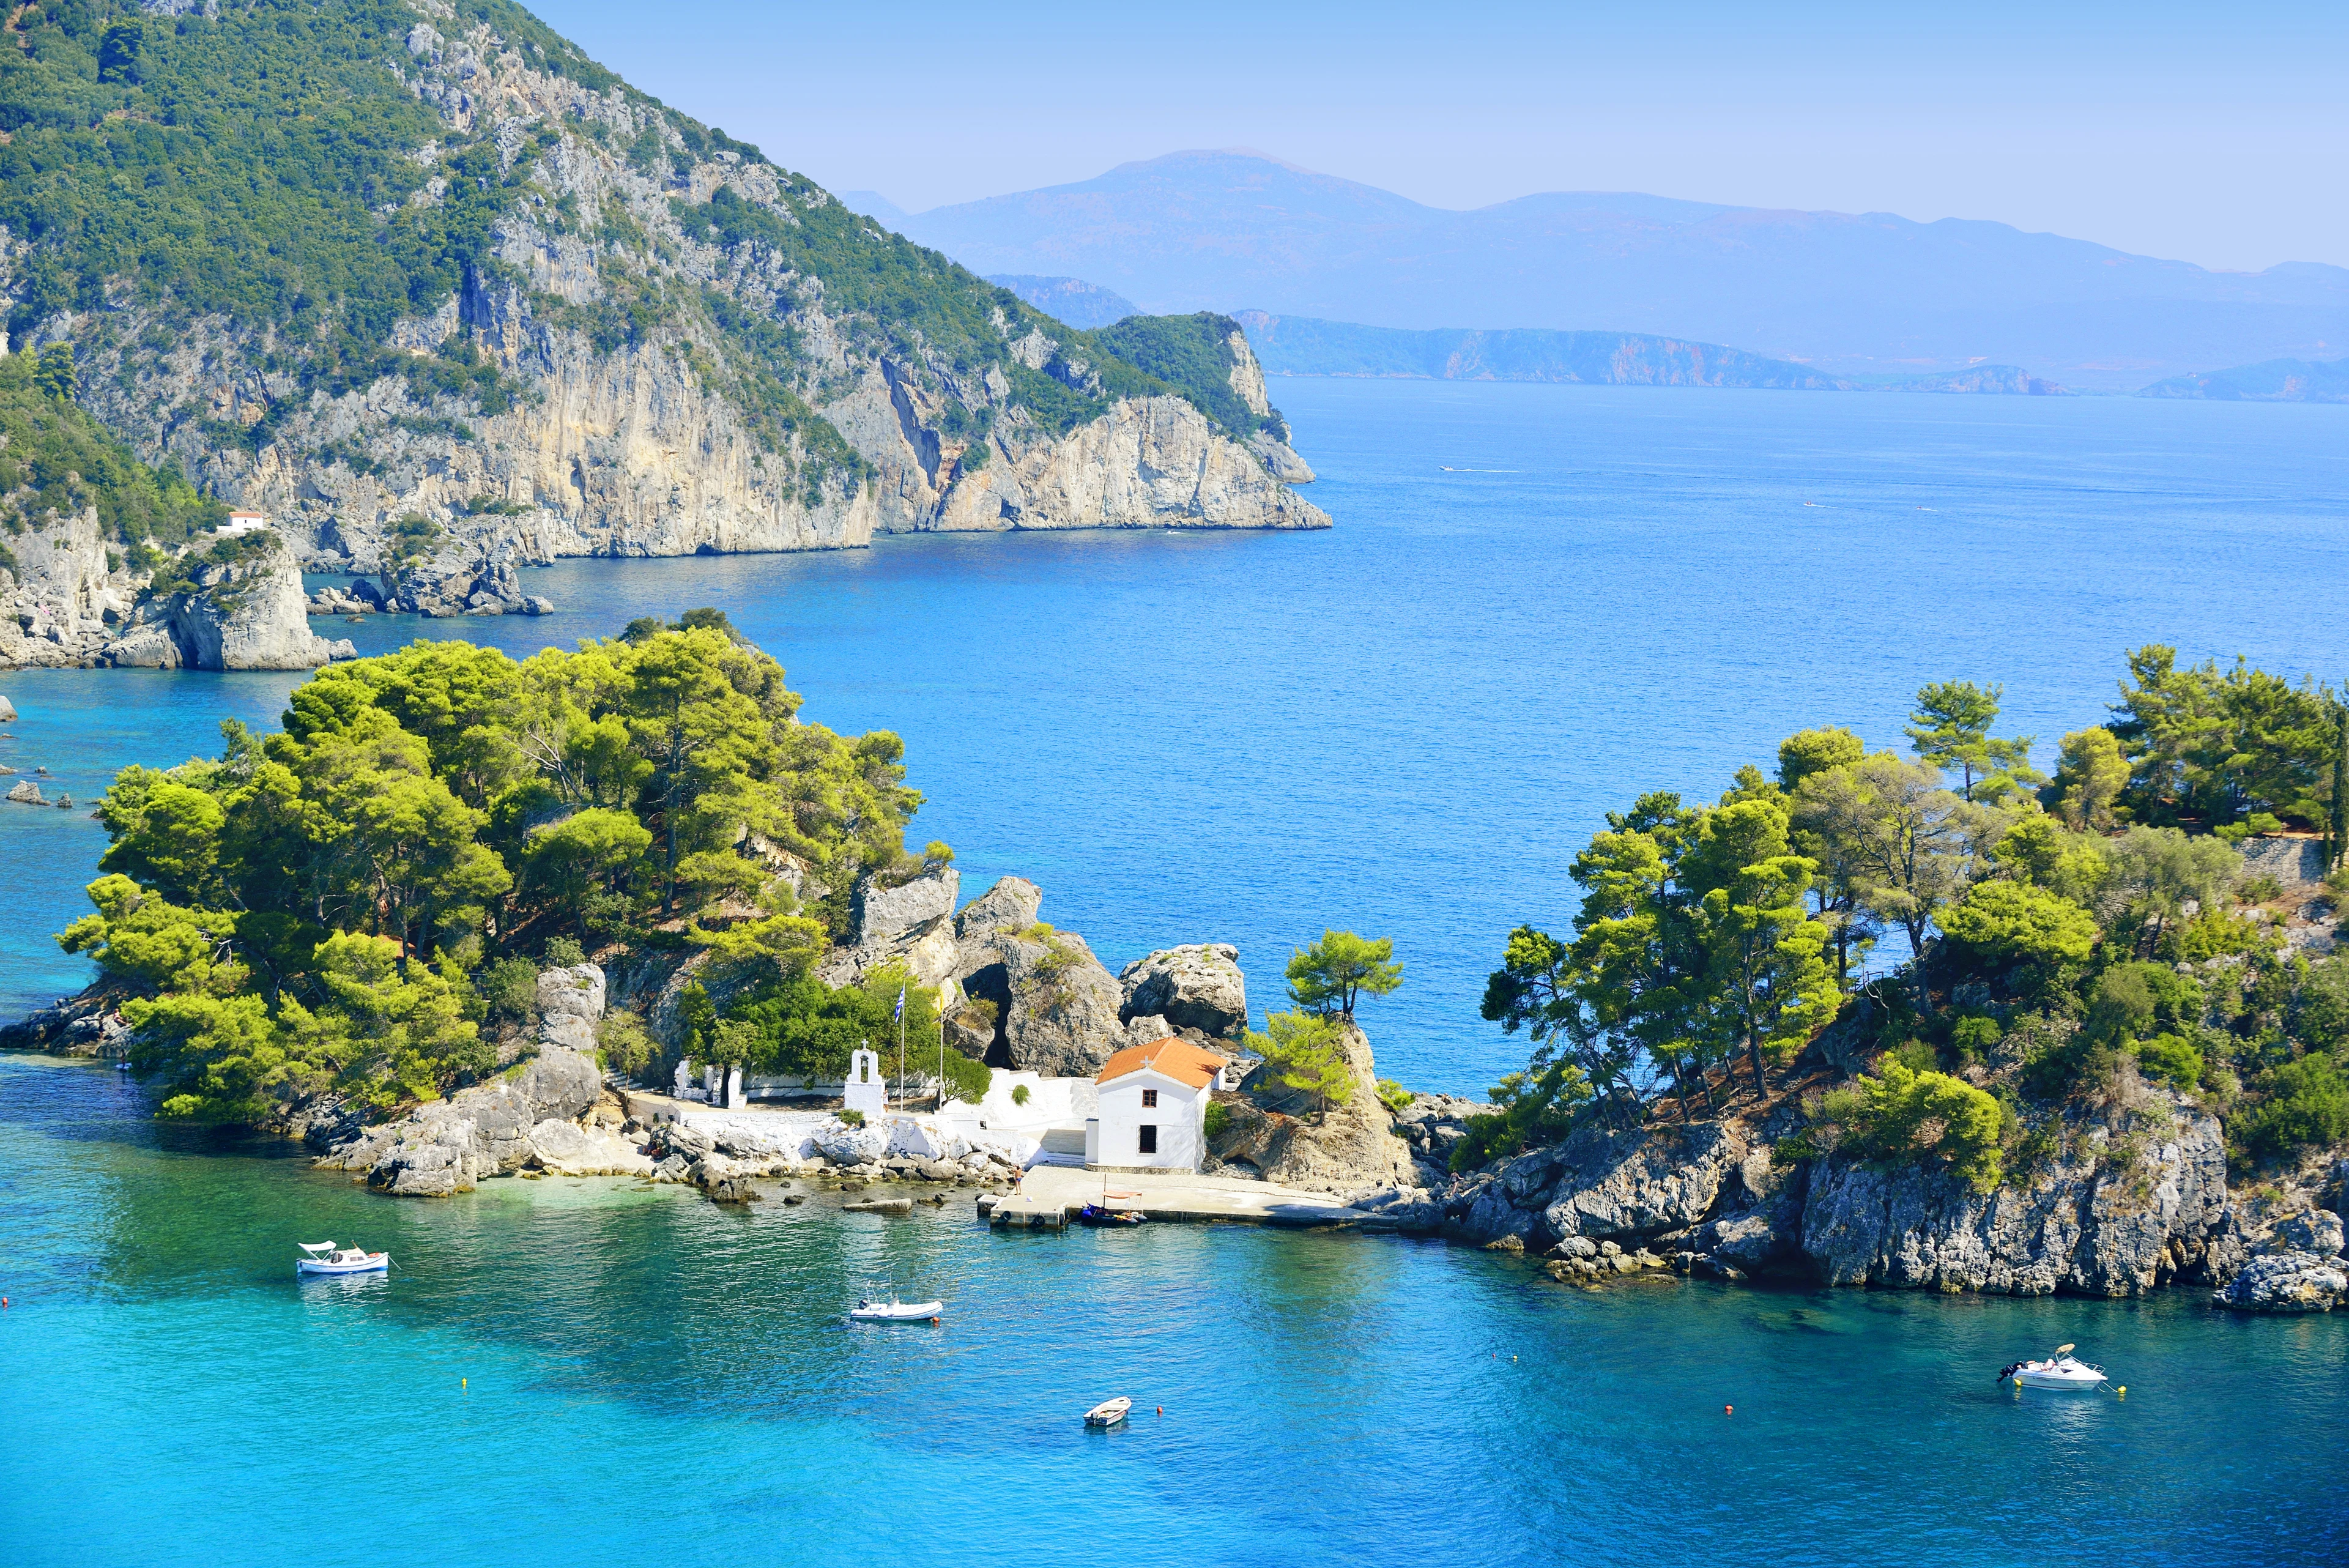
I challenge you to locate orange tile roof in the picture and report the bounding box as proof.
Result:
[1096,1036,1230,1090]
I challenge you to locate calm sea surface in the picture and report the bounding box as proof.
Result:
[7,382,2349,1094]
[2,384,2348,1561]
[3,1052,2345,1566]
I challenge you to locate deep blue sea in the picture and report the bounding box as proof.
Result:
[4,383,2349,1562]
[8,382,2349,1095]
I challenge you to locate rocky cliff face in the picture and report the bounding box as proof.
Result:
[1431,1091,2348,1305]
[0,510,349,671]
[24,3,1326,585]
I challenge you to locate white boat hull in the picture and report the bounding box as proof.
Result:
[1085,1397,1132,1427]
[849,1300,943,1322]
[2015,1369,2106,1389]
[296,1254,387,1276]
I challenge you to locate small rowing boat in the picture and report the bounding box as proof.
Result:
[295,1240,387,1276]
[1079,1203,1145,1226]
[1998,1343,2109,1389]
[848,1295,943,1323]
[1083,1396,1132,1428]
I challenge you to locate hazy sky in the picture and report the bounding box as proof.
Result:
[527,0,2347,272]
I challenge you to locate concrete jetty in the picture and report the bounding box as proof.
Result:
[987,1166,1379,1230]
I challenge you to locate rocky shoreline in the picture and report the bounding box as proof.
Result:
[0,519,354,672]
[1353,1066,2349,1315]
[8,868,2344,1316]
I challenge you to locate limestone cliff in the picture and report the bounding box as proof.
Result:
[6,1,1326,585]
[0,510,349,671]
[1428,1087,2349,1305]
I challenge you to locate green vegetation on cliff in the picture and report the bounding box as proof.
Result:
[1477,646,2349,1180]
[0,0,1286,469]
[0,346,225,571]
[60,624,930,1121]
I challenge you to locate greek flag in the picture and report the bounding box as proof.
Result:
[893,986,905,1022]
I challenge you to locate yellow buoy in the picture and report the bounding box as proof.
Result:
[2117,1386,2126,1395]
[461,1377,468,1389]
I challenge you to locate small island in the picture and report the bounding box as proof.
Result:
[5,631,2346,1315]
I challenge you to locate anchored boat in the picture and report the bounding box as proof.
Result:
[1083,1396,1132,1428]
[295,1241,388,1277]
[1998,1343,2109,1389]
[848,1295,943,1323]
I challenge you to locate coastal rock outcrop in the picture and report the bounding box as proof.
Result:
[1439,1091,2245,1299]
[317,966,623,1194]
[1119,943,1249,1041]
[1212,1019,1415,1198]
[2216,1252,2347,1313]
[316,1044,612,1195]
[0,511,351,671]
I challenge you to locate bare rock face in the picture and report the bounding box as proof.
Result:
[0,694,14,722]
[1119,943,1249,1040]
[314,1046,609,1196]
[955,877,1042,943]
[852,865,959,946]
[1245,1020,1415,1198]
[160,532,352,670]
[1445,1091,2242,1299]
[996,929,1127,1077]
[1798,1109,2232,1296]
[0,512,348,671]
[2216,1252,2347,1312]
[535,962,607,1024]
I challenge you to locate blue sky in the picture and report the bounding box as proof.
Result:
[526,0,2348,271]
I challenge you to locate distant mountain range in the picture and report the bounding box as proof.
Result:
[1236,314,2063,394]
[853,152,2349,392]
[2140,357,2349,402]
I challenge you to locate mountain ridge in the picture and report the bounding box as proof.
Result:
[0,2,1325,600]
[880,150,2349,391]
[1237,313,2065,394]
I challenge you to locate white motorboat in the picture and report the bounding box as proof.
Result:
[848,1295,943,1323]
[1998,1343,2108,1390]
[295,1240,388,1277]
[1083,1396,1132,1428]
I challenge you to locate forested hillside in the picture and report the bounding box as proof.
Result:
[1475,650,2349,1183]
[0,0,1323,571]
[53,622,931,1121]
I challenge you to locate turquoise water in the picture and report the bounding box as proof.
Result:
[7,384,2349,1098]
[3,1052,2345,1565]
